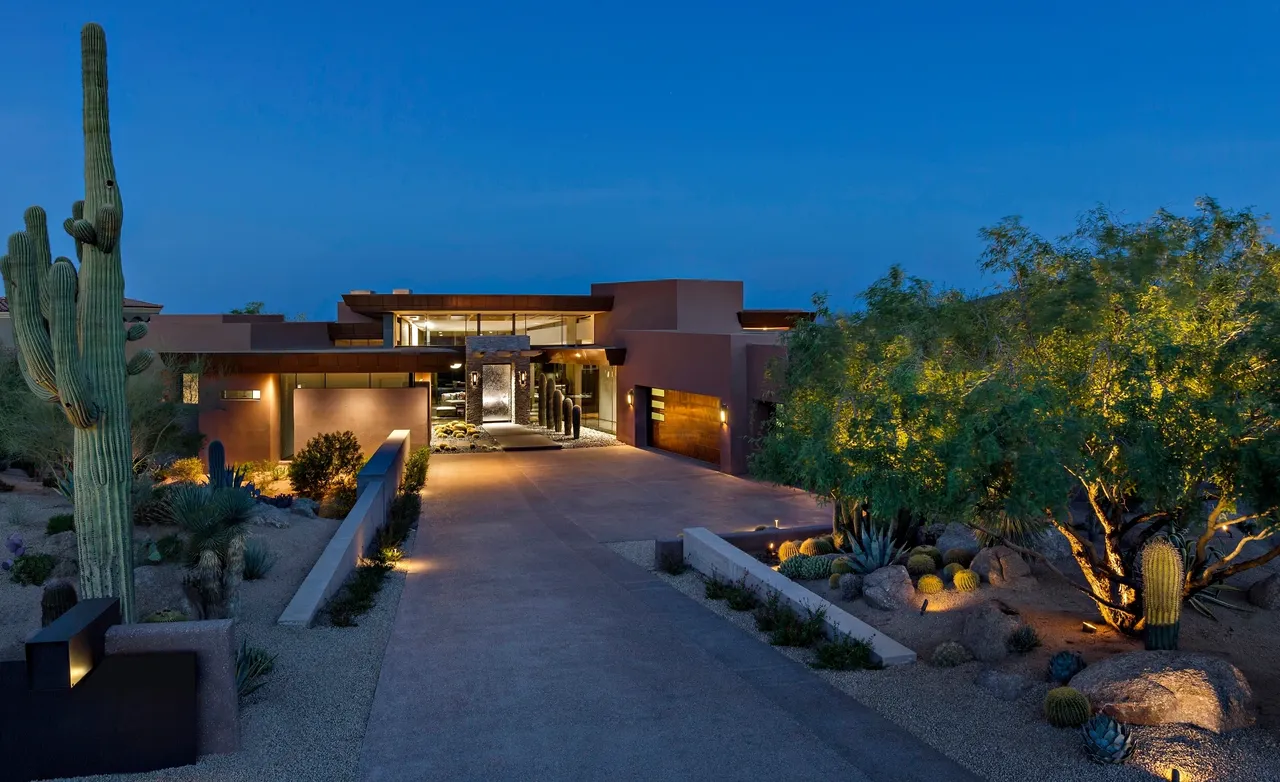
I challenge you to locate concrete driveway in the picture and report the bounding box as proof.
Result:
[359,447,973,782]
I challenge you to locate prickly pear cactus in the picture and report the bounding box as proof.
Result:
[0,25,153,622]
[1141,537,1184,651]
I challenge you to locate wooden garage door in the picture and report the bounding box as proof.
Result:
[648,388,721,465]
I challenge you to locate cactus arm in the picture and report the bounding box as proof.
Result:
[125,321,147,341]
[46,259,100,428]
[64,217,97,247]
[15,350,59,402]
[1,232,59,396]
[125,349,155,376]
[67,201,86,263]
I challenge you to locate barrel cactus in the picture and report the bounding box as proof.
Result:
[1141,537,1184,651]
[953,568,980,592]
[777,553,810,579]
[828,573,842,590]
[777,540,801,562]
[1044,687,1091,728]
[816,535,836,553]
[943,548,974,567]
[1048,650,1088,684]
[1081,714,1136,764]
[41,579,79,626]
[831,558,853,576]
[906,554,937,577]
[799,538,822,556]
[838,573,862,600]
[942,562,964,581]
[571,405,581,439]
[917,574,944,594]
[0,25,153,622]
[909,545,943,569]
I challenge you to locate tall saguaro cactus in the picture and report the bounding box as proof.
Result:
[0,24,152,622]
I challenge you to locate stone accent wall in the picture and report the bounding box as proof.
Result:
[464,336,533,425]
[513,356,532,425]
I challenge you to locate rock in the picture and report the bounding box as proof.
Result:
[291,498,318,518]
[838,573,863,601]
[862,566,914,610]
[974,667,1032,701]
[1034,527,1075,563]
[1248,573,1280,609]
[251,506,292,529]
[1070,651,1254,733]
[936,523,979,554]
[961,602,1020,662]
[970,545,1032,587]
[43,531,79,572]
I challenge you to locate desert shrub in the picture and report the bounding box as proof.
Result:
[401,446,430,493]
[288,431,363,501]
[235,639,277,698]
[657,550,688,575]
[0,478,13,493]
[1007,625,1042,653]
[166,457,207,484]
[812,633,875,670]
[156,533,184,561]
[753,590,825,646]
[143,609,187,623]
[46,514,74,535]
[321,479,358,519]
[247,459,287,489]
[327,560,393,626]
[930,641,972,667]
[704,575,733,600]
[243,539,277,580]
[10,553,57,586]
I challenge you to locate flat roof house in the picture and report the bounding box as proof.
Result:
[1,279,811,475]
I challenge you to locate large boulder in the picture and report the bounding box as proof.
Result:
[1248,573,1280,609]
[1034,527,1075,563]
[970,545,1032,587]
[974,667,1033,701]
[1070,651,1254,733]
[936,523,980,554]
[960,602,1020,662]
[862,566,914,610]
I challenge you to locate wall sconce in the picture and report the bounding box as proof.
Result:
[719,403,728,425]
[450,362,462,370]
[518,370,528,389]
[626,389,634,406]
[469,371,480,389]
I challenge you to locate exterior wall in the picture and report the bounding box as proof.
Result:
[673,280,745,334]
[0,315,11,348]
[142,315,256,353]
[249,321,333,350]
[590,280,680,344]
[293,387,429,459]
[464,336,532,426]
[197,373,281,465]
[746,343,787,402]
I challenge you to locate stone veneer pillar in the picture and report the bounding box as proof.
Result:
[513,356,532,425]
[463,335,534,427]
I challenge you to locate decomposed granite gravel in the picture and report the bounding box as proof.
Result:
[608,539,1280,782]
[49,528,414,782]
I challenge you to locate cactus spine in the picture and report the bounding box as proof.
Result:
[41,579,80,626]
[1141,537,1184,650]
[0,25,151,622]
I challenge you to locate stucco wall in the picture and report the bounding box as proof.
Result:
[293,388,429,458]
[198,373,281,465]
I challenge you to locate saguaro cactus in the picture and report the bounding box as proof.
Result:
[207,439,226,485]
[0,24,152,622]
[1141,537,1184,650]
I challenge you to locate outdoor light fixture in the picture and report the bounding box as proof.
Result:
[920,599,930,615]
[469,371,480,389]
[719,403,728,424]
[450,362,462,370]
[1169,770,1182,782]
[626,389,634,406]
[518,370,528,389]
[1082,621,1098,633]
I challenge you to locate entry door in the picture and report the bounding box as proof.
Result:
[481,364,513,422]
[647,388,721,464]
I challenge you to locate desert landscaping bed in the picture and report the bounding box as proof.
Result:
[0,470,412,782]
[609,538,1280,782]
[527,424,622,449]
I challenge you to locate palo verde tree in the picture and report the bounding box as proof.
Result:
[0,24,152,621]
[967,199,1280,632]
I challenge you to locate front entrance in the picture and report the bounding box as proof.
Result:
[481,364,513,422]
[646,387,722,465]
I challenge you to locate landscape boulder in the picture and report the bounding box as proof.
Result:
[960,602,1020,662]
[862,566,914,610]
[291,497,319,518]
[838,573,863,601]
[974,667,1033,701]
[1070,651,1254,733]
[1247,573,1280,610]
[936,523,979,555]
[970,546,1032,587]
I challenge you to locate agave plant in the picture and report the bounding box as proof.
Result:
[1164,531,1254,621]
[235,639,277,698]
[847,526,907,575]
[1048,650,1087,684]
[1081,714,1135,764]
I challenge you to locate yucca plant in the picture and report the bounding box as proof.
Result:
[235,639,277,698]
[166,483,254,618]
[243,539,277,580]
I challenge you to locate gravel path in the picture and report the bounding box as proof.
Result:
[608,540,1280,782]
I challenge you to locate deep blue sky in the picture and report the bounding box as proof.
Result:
[3,2,1279,318]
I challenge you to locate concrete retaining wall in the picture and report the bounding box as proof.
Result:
[681,526,916,666]
[653,523,830,570]
[278,429,411,627]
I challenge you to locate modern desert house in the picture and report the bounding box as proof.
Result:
[1,279,811,474]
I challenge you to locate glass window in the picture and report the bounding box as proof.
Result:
[575,315,595,345]
[182,373,199,404]
[325,373,370,389]
[221,389,261,401]
[526,315,565,346]
[296,373,325,389]
[370,372,410,388]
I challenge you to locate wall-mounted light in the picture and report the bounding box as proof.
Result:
[518,370,528,389]
[469,371,480,388]
[719,403,728,425]
[450,362,462,370]
[626,389,634,406]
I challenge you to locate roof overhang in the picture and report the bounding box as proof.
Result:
[342,293,613,317]
[737,309,815,330]
[160,348,462,374]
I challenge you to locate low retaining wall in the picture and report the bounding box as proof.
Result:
[654,523,830,569]
[681,526,916,666]
[278,429,411,627]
